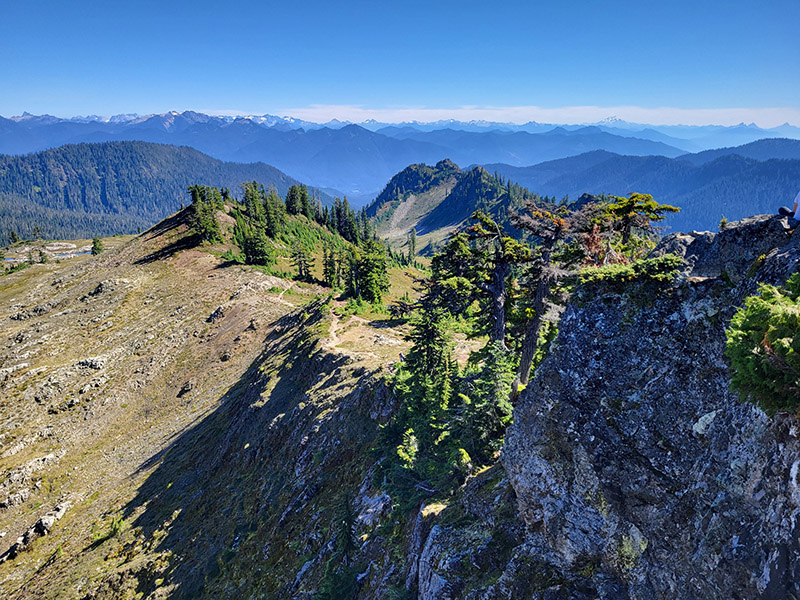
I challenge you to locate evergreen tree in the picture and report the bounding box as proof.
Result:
[286,184,312,217]
[242,227,274,266]
[605,193,680,247]
[322,245,341,288]
[186,184,223,244]
[264,189,285,237]
[292,245,313,281]
[91,236,104,255]
[357,240,390,303]
[243,181,266,226]
[434,210,530,349]
[407,228,417,264]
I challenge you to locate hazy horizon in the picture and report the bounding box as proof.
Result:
[4,106,800,129]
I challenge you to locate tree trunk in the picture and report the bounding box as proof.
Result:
[489,262,510,349]
[517,274,551,386]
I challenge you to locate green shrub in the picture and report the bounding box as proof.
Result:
[578,254,683,289]
[726,273,800,414]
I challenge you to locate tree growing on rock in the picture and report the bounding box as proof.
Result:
[605,193,679,249]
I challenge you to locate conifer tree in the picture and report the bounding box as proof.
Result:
[407,228,417,264]
[243,181,266,226]
[242,227,274,265]
[186,184,223,244]
[322,245,340,288]
[606,192,680,247]
[357,240,390,303]
[285,185,302,215]
[292,245,313,281]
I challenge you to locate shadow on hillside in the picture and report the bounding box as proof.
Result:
[135,209,200,265]
[110,302,358,599]
[368,317,407,329]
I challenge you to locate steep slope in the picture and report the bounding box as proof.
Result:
[4,200,800,598]
[366,159,547,251]
[365,159,462,237]
[0,141,327,245]
[0,205,427,599]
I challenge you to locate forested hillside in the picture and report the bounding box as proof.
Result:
[0,141,328,244]
[486,149,800,232]
[365,159,557,250]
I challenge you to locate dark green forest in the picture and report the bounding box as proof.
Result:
[0,141,329,245]
[187,182,392,305]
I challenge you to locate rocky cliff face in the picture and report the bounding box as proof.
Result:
[502,215,800,599]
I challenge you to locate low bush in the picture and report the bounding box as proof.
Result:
[726,273,800,414]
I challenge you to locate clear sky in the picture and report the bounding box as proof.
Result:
[1,0,798,125]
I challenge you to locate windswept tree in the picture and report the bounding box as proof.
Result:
[511,203,574,385]
[434,210,530,349]
[606,192,680,248]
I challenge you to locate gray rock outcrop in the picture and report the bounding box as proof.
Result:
[503,215,800,599]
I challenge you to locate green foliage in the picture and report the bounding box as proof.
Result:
[407,228,417,263]
[241,228,276,266]
[604,192,680,247]
[314,496,360,600]
[314,560,360,600]
[0,141,314,245]
[92,516,125,546]
[577,254,683,289]
[292,245,313,281]
[2,262,29,276]
[356,240,390,303]
[725,273,800,414]
[186,184,223,244]
[91,236,104,255]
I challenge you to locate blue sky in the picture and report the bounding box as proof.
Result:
[1,0,798,125]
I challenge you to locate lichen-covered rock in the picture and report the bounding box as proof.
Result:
[503,215,800,599]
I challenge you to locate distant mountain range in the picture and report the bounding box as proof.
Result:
[0,141,325,245]
[4,111,798,203]
[484,138,800,232]
[364,138,800,246]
